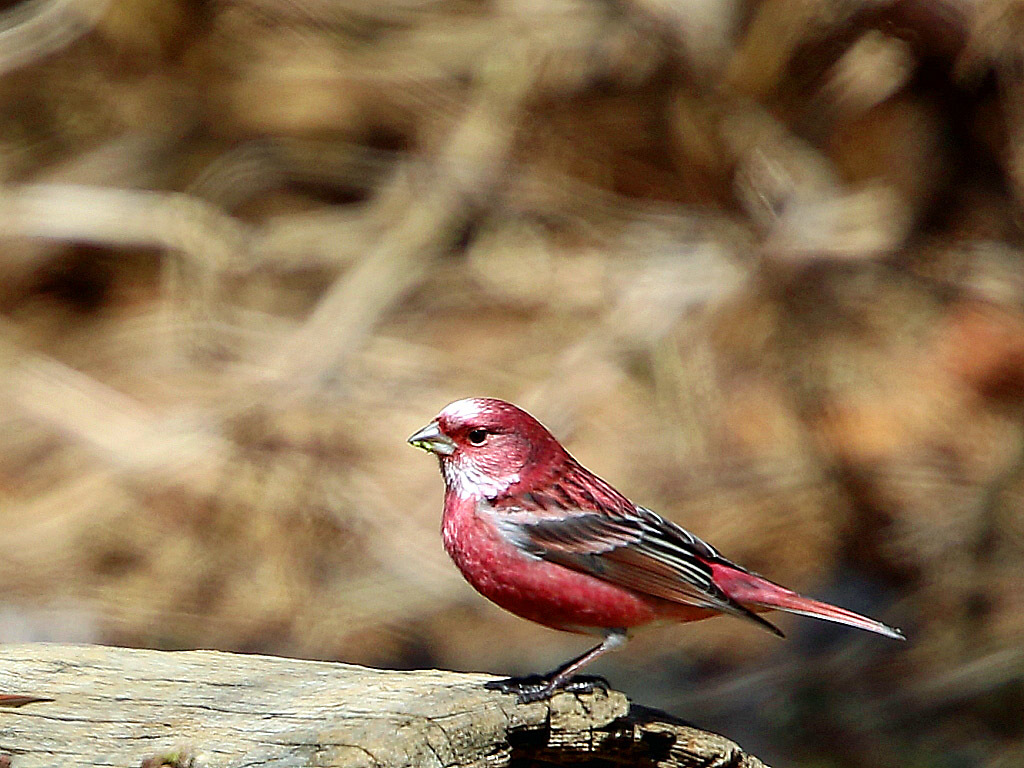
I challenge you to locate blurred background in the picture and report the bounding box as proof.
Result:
[0,0,1022,765]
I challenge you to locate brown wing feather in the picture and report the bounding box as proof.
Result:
[491,503,783,636]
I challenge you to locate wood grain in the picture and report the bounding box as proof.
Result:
[0,644,767,768]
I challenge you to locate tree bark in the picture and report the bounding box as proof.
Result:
[0,644,768,768]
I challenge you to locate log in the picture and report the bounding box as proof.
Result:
[0,644,768,768]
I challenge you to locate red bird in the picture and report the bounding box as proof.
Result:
[409,397,903,701]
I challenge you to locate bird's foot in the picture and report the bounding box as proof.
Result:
[484,674,610,704]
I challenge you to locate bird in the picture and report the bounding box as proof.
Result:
[408,397,904,702]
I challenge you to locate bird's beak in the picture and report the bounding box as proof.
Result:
[407,420,456,456]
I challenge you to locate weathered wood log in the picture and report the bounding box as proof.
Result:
[0,644,768,768]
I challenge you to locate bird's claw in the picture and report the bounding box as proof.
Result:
[484,674,610,704]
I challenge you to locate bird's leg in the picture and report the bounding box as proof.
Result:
[484,630,628,704]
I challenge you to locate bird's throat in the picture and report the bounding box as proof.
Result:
[442,455,520,499]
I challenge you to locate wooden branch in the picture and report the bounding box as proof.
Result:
[0,644,768,768]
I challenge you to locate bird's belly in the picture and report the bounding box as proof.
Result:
[442,499,680,632]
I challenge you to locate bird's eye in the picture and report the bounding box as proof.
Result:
[467,428,487,445]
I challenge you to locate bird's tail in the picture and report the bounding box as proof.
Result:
[710,563,905,640]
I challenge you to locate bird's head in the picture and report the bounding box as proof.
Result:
[408,397,567,498]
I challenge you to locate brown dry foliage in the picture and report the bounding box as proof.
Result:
[1,0,1023,764]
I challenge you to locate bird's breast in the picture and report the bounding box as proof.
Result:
[440,491,669,632]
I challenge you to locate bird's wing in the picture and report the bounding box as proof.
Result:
[490,502,784,636]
